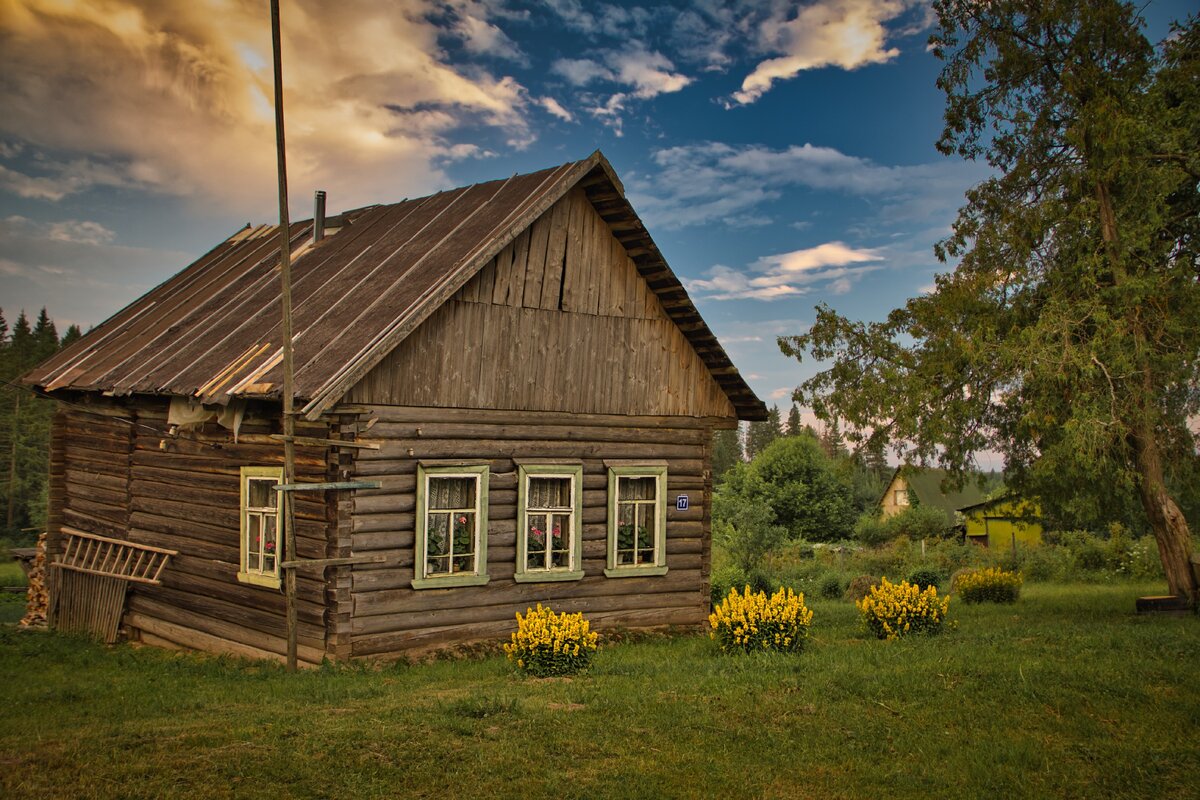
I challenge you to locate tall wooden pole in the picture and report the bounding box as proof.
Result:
[269,0,299,672]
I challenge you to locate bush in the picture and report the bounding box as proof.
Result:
[954,567,1023,604]
[712,496,788,574]
[818,573,845,600]
[709,585,813,654]
[857,577,950,640]
[886,505,953,540]
[906,567,943,591]
[844,574,881,602]
[709,564,744,608]
[853,513,890,547]
[504,604,599,677]
[710,565,774,607]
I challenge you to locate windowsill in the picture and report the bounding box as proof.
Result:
[411,574,490,590]
[604,565,668,578]
[513,570,585,584]
[237,571,281,589]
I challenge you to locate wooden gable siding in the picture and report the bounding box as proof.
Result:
[342,405,714,658]
[345,188,736,419]
[48,398,341,664]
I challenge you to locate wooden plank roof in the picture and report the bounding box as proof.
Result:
[26,151,768,421]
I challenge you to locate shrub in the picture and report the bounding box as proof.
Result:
[906,567,943,591]
[712,496,788,574]
[504,604,599,677]
[818,573,845,600]
[844,574,881,602]
[857,577,950,640]
[853,513,890,547]
[886,505,953,540]
[709,585,814,654]
[709,564,746,608]
[954,567,1023,604]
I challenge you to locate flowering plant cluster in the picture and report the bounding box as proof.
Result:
[708,585,813,654]
[857,577,950,640]
[504,604,599,677]
[954,567,1023,604]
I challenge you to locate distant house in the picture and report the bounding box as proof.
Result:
[959,496,1043,549]
[24,151,767,663]
[877,467,986,529]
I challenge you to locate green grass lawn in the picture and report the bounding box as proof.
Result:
[1,582,1197,799]
[0,560,28,587]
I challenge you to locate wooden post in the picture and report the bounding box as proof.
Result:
[269,0,299,672]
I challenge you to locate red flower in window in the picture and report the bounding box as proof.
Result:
[458,515,467,524]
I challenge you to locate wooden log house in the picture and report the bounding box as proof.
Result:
[24,151,767,663]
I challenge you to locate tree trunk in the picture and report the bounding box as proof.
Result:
[1130,424,1197,603]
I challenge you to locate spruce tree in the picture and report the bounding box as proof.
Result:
[711,427,743,485]
[786,404,802,436]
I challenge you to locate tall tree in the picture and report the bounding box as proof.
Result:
[745,404,783,460]
[711,427,743,485]
[780,3,1200,600]
[718,435,858,542]
[785,404,802,436]
[31,308,57,363]
[60,324,83,348]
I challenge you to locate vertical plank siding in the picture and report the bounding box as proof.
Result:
[348,188,735,419]
[341,405,715,658]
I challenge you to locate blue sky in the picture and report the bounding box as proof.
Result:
[0,0,1191,449]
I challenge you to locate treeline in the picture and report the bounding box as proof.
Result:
[0,308,81,542]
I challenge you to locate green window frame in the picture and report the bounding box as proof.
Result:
[238,466,283,589]
[412,463,490,589]
[605,462,668,578]
[515,463,584,583]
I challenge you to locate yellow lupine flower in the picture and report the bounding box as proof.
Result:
[709,585,813,654]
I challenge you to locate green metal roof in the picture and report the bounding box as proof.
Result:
[893,468,987,526]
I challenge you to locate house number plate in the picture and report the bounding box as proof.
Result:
[676,495,689,511]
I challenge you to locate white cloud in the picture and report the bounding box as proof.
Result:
[554,44,690,134]
[611,46,692,99]
[46,220,117,246]
[0,0,536,215]
[552,58,614,86]
[539,1,655,38]
[689,242,884,301]
[628,141,985,231]
[536,97,575,122]
[769,387,792,400]
[446,1,529,64]
[0,215,192,327]
[730,0,924,106]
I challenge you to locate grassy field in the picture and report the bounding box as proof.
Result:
[1,582,1197,799]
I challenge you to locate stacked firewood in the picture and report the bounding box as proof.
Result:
[19,531,48,629]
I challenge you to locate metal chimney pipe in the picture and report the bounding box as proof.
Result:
[313,190,326,243]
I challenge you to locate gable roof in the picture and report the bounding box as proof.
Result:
[883,467,987,526]
[25,151,767,421]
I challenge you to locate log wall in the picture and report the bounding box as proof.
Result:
[345,187,735,419]
[47,396,343,665]
[341,404,715,658]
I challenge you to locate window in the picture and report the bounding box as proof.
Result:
[515,463,583,583]
[413,463,489,589]
[605,463,668,578]
[895,488,909,506]
[238,466,282,588]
